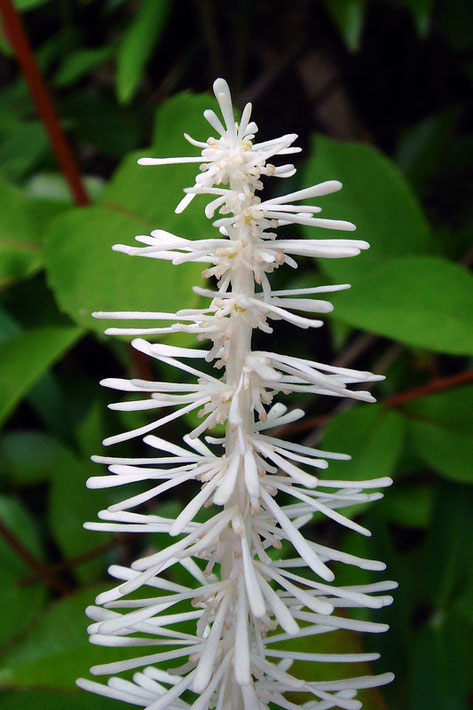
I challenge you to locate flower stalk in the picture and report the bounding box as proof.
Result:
[77,78,395,710]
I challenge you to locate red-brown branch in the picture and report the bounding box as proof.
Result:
[383,369,473,408]
[278,369,473,437]
[0,0,89,205]
[19,540,115,586]
[0,519,70,594]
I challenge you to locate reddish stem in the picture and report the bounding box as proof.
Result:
[0,0,89,205]
[278,369,473,437]
[0,519,70,594]
[19,540,115,586]
[384,369,473,408]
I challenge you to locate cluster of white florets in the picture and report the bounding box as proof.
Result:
[78,78,395,710]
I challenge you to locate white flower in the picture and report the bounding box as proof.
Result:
[78,78,395,710]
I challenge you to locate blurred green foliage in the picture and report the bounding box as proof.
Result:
[0,1,472,709]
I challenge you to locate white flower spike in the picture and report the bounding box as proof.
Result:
[78,78,395,710]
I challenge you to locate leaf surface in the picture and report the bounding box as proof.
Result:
[329,256,473,355]
[0,326,82,427]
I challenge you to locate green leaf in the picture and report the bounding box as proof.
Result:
[302,135,433,285]
[14,0,51,9]
[0,344,112,582]
[0,431,65,486]
[318,404,405,483]
[0,585,127,690]
[0,406,113,583]
[0,326,82,427]
[47,445,112,584]
[0,119,49,181]
[397,0,434,37]
[0,496,48,647]
[453,572,473,627]
[337,515,413,688]
[379,481,434,528]
[419,481,473,609]
[116,0,171,104]
[102,91,220,229]
[25,173,105,204]
[0,302,80,442]
[436,0,473,52]
[54,47,112,87]
[403,384,473,483]
[0,179,50,288]
[0,29,12,57]
[0,496,45,579]
[45,92,221,334]
[44,206,202,333]
[323,0,366,52]
[396,107,460,192]
[329,256,473,355]
[408,614,472,710]
[60,93,144,158]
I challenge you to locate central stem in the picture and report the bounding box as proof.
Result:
[219,181,258,703]
[224,238,255,487]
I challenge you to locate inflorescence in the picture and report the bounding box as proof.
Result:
[77,78,395,710]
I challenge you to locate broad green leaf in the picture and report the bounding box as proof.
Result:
[318,404,405,482]
[47,445,112,584]
[6,399,118,582]
[330,319,352,350]
[337,517,412,689]
[0,119,49,181]
[44,207,202,333]
[1,274,73,332]
[302,136,433,285]
[54,47,112,87]
[0,496,44,579]
[0,496,48,647]
[116,0,171,104]
[453,572,473,627]
[323,0,366,52]
[45,92,221,334]
[419,481,473,608]
[75,398,108,457]
[0,431,65,486]
[102,91,220,230]
[0,307,18,341]
[408,615,471,710]
[0,585,127,690]
[1,690,121,710]
[0,179,51,288]
[404,385,473,483]
[26,173,105,204]
[0,398,112,582]
[379,481,434,528]
[0,326,82,427]
[0,303,81,442]
[0,81,31,119]
[329,256,473,355]
[59,93,143,158]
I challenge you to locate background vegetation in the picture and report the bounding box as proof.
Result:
[0,1,472,709]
